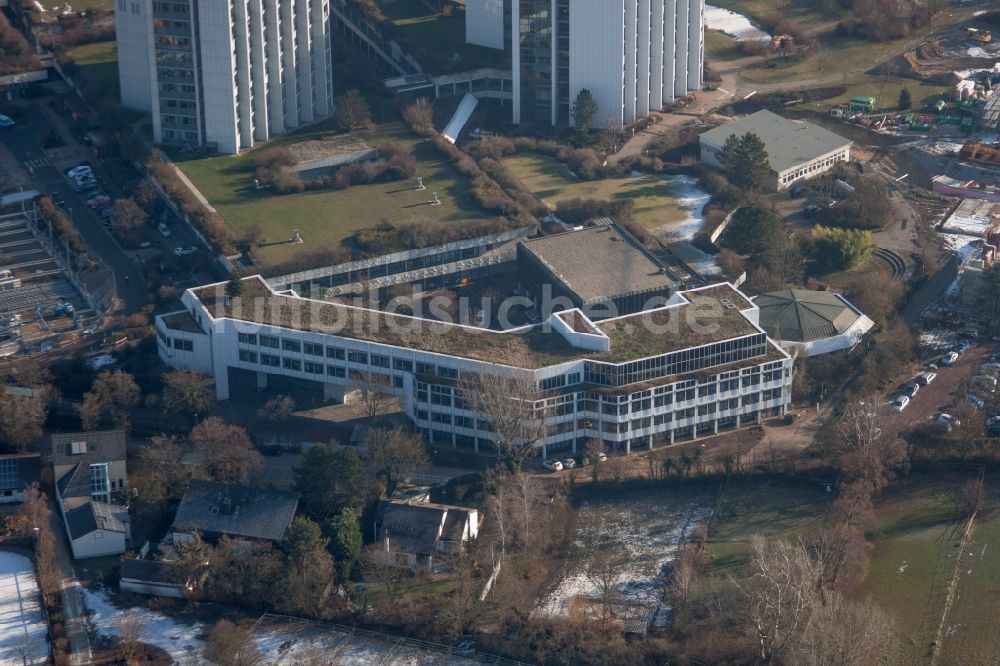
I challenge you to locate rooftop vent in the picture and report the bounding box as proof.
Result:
[721,298,736,310]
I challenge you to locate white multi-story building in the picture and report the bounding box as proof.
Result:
[114,0,334,154]
[467,0,704,127]
[156,275,792,457]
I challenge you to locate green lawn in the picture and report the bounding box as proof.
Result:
[67,41,120,106]
[705,30,744,62]
[704,477,832,574]
[503,153,691,231]
[866,476,966,662]
[176,122,494,266]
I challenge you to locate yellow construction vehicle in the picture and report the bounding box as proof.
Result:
[967,28,992,44]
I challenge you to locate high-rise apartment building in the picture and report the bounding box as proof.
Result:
[467,0,704,127]
[115,0,334,154]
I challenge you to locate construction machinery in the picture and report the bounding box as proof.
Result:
[967,28,992,44]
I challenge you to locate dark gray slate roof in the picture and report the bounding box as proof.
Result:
[50,430,127,467]
[120,559,177,584]
[0,453,41,492]
[378,500,475,556]
[754,289,863,342]
[519,224,677,304]
[172,479,299,542]
[700,110,852,174]
[65,501,128,540]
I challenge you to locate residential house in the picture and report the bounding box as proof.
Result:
[64,500,130,559]
[375,499,479,572]
[51,430,130,560]
[170,479,299,545]
[51,430,128,511]
[0,453,42,504]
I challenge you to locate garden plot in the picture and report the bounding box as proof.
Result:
[0,552,49,666]
[536,488,713,628]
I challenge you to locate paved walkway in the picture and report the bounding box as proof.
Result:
[169,162,217,213]
[47,502,92,666]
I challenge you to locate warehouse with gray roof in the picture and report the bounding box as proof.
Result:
[699,110,853,190]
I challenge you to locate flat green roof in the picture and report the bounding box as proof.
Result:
[193,278,762,369]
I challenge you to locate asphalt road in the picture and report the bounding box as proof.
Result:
[0,101,147,313]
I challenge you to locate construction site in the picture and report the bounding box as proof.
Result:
[0,200,113,357]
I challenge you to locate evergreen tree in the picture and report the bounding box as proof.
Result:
[294,444,370,521]
[330,508,363,580]
[226,267,243,298]
[722,205,784,268]
[721,132,772,192]
[572,88,599,134]
[898,88,912,110]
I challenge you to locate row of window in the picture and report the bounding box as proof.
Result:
[236,349,405,387]
[158,329,194,352]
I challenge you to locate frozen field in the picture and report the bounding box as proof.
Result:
[0,552,49,666]
[704,4,771,42]
[536,488,713,628]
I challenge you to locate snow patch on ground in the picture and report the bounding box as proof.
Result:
[919,328,958,351]
[705,4,771,42]
[80,587,205,664]
[80,588,477,666]
[663,175,712,241]
[254,620,478,665]
[536,493,713,626]
[0,551,49,666]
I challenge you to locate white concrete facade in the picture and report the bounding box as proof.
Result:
[506,0,704,127]
[156,277,792,457]
[115,0,334,154]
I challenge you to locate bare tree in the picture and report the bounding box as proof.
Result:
[162,369,216,420]
[790,593,896,666]
[362,543,406,606]
[353,371,391,419]
[586,549,624,621]
[83,370,141,430]
[737,536,822,664]
[189,417,262,484]
[363,427,429,492]
[0,391,47,452]
[204,619,265,666]
[114,609,147,664]
[807,523,869,597]
[585,439,606,482]
[459,365,546,471]
[668,544,706,613]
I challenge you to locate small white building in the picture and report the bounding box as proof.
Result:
[64,501,129,560]
[700,110,853,190]
[753,289,874,358]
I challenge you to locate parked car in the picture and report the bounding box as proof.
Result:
[541,459,563,472]
[0,114,15,128]
[560,457,577,469]
[973,375,997,393]
[583,451,608,465]
[917,371,937,385]
[803,204,822,217]
[67,164,93,179]
[902,382,920,398]
[940,352,960,366]
[138,241,152,249]
[75,180,97,193]
[891,395,910,412]
[988,415,1000,436]
[157,223,172,238]
[174,246,197,256]
[936,413,958,432]
[980,363,1000,373]
[957,339,972,354]
[87,195,110,210]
